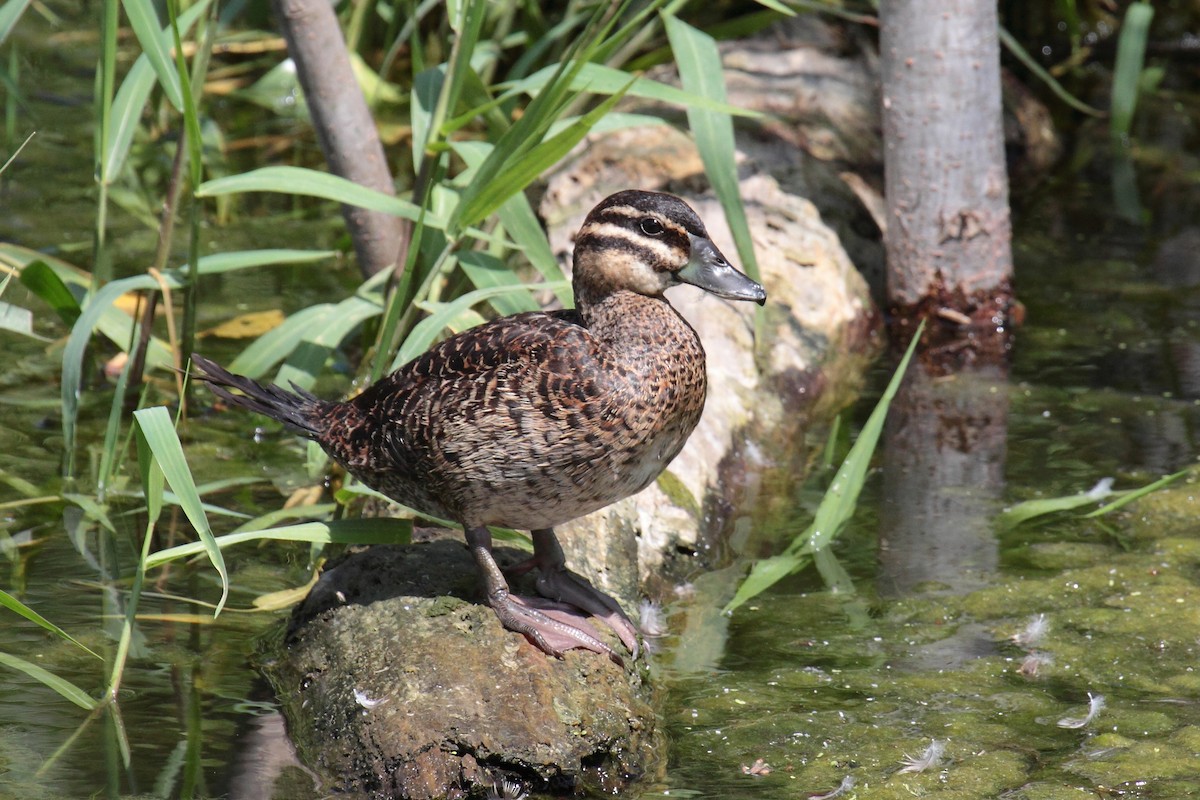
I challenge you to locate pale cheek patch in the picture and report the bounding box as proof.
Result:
[599,248,671,295]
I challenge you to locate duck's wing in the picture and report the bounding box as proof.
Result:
[324,309,608,488]
[365,308,590,392]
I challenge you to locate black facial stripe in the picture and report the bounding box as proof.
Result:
[574,228,686,272]
[587,206,691,254]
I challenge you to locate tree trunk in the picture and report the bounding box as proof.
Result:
[879,0,1016,349]
[272,0,403,278]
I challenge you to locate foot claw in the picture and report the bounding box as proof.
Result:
[535,569,641,659]
[492,592,623,665]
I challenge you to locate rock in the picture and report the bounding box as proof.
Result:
[262,539,659,799]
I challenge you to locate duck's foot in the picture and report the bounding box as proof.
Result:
[465,527,623,665]
[491,593,623,665]
[513,529,641,659]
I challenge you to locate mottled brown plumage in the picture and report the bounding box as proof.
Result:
[192,190,765,662]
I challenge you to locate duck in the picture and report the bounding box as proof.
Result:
[191,189,766,663]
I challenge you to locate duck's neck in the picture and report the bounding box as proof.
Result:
[578,287,660,334]
[576,284,701,359]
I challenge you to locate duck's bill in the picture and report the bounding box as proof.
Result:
[677,234,767,305]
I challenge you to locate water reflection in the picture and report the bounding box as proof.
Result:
[876,358,1009,671]
[878,359,1009,598]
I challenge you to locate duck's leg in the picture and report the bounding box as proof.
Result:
[521,528,640,658]
[464,526,621,664]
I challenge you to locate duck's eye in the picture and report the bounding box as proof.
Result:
[639,218,665,236]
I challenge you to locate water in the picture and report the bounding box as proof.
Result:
[4,13,1200,800]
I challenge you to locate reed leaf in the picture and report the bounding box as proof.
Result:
[103,0,213,183]
[0,651,98,710]
[1110,2,1154,138]
[17,260,82,325]
[998,468,1189,529]
[1084,469,1186,517]
[725,322,925,612]
[664,14,760,284]
[0,0,33,48]
[198,167,432,223]
[0,292,36,340]
[449,84,632,235]
[133,407,229,615]
[0,588,102,659]
[276,294,383,390]
[503,62,763,120]
[143,518,413,569]
[120,0,184,110]
[451,141,572,307]
[187,248,336,275]
[226,304,334,378]
[457,251,541,315]
[997,26,1104,119]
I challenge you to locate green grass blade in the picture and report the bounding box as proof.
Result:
[135,418,165,524]
[18,260,82,325]
[446,19,596,237]
[62,493,118,533]
[104,57,156,182]
[198,167,432,223]
[143,518,413,569]
[225,304,334,378]
[800,322,923,555]
[450,84,632,234]
[61,275,157,473]
[276,294,382,390]
[230,503,339,534]
[997,469,1186,530]
[997,26,1104,119]
[457,251,541,315]
[725,321,925,612]
[0,589,102,659]
[411,65,445,173]
[503,62,764,120]
[103,0,213,183]
[96,320,136,499]
[191,248,337,275]
[0,651,99,710]
[1110,2,1154,138]
[664,14,760,284]
[452,141,572,306]
[0,242,88,278]
[997,489,1118,530]
[1084,468,1187,518]
[120,0,183,109]
[0,0,33,48]
[0,296,38,339]
[497,191,572,307]
[133,407,229,615]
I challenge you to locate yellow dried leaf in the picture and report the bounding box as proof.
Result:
[283,485,324,509]
[198,309,286,339]
[252,564,323,611]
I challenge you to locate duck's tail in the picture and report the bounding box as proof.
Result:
[190,354,327,438]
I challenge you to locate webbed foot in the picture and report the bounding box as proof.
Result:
[515,529,640,658]
[465,527,624,665]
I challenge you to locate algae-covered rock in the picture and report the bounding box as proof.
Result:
[262,539,659,799]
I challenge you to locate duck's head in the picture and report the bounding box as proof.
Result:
[572,190,767,307]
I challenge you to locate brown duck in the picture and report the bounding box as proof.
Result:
[192,190,765,662]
